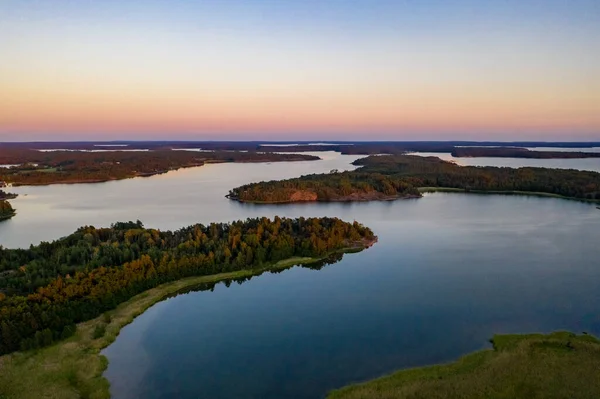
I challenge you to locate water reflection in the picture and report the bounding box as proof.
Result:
[167,252,346,299]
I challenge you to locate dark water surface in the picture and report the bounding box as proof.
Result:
[1,151,599,398]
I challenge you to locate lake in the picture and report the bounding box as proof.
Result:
[0,151,361,248]
[1,151,599,398]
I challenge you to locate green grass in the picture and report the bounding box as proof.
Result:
[0,255,331,399]
[328,331,600,399]
[418,187,600,203]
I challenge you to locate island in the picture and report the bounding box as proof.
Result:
[228,154,600,203]
[0,200,15,221]
[0,216,376,399]
[0,148,319,186]
[451,146,600,159]
[328,331,600,398]
[0,190,17,200]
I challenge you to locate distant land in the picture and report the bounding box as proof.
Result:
[452,146,600,159]
[1,140,600,154]
[1,140,600,187]
[0,148,318,186]
[228,154,600,204]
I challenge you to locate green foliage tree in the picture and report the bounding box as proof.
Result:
[0,217,375,355]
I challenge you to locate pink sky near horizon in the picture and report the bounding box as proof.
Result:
[1,1,599,142]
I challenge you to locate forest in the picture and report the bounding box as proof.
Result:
[228,170,422,202]
[451,147,600,159]
[229,155,600,203]
[0,200,15,221]
[0,217,375,354]
[0,149,318,186]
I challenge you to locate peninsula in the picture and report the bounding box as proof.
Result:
[0,217,375,353]
[0,148,318,186]
[228,155,600,204]
[0,216,375,398]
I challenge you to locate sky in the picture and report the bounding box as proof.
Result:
[1,0,599,141]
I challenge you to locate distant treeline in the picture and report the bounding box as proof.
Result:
[0,149,318,186]
[0,217,375,354]
[229,155,600,203]
[2,140,599,155]
[451,147,600,159]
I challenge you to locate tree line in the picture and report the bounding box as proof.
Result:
[0,217,375,354]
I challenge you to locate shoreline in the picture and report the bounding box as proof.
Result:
[227,187,600,205]
[418,187,600,204]
[0,247,369,399]
[327,331,600,398]
[226,193,422,204]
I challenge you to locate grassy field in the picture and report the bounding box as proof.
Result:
[328,331,600,399]
[0,256,322,399]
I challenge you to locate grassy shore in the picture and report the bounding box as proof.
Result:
[418,187,600,203]
[0,255,330,399]
[328,331,600,399]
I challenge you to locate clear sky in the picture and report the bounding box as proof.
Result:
[1,0,599,141]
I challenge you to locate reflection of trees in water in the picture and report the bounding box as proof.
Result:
[169,253,346,298]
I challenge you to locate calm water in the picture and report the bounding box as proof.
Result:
[411,152,600,172]
[1,151,599,399]
[0,152,361,248]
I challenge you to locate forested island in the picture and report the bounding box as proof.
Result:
[328,331,600,398]
[228,155,600,203]
[0,149,318,186]
[451,146,600,159]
